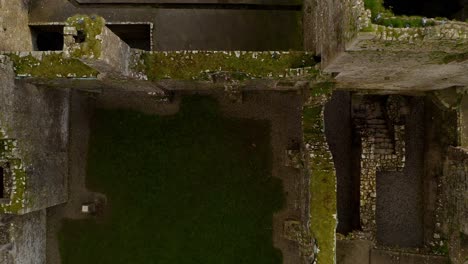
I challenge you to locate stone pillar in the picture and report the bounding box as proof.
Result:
[64,15,143,80]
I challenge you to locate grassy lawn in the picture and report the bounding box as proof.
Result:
[59,96,284,264]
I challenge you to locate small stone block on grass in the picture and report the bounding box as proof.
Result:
[81,203,96,214]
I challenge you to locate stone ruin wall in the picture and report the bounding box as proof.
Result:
[0,58,49,264]
[443,147,468,264]
[0,0,32,51]
[0,56,70,215]
[303,0,367,66]
[0,210,46,264]
[0,56,68,264]
[352,95,406,237]
[374,20,468,42]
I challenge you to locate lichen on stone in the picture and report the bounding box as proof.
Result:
[0,135,27,214]
[442,51,468,63]
[132,51,318,81]
[65,15,106,59]
[303,81,337,264]
[7,52,98,79]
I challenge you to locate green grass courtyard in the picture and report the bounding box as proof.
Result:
[59,96,285,264]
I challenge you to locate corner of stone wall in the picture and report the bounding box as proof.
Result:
[0,54,70,214]
[303,0,365,67]
[443,147,468,264]
[0,1,33,52]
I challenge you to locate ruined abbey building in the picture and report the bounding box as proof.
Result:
[0,0,467,263]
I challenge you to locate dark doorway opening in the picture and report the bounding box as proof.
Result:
[325,91,362,235]
[383,0,465,19]
[107,24,152,51]
[30,25,64,51]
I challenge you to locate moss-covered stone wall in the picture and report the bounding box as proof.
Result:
[64,15,106,59]
[0,56,70,215]
[4,50,319,82]
[303,82,337,264]
[0,129,27,214]
[132,51,318,81]
[443,147,468,264]
[6,52,98,79]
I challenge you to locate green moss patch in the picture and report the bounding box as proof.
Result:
[364,0,389,19]
[442,52,468,63]
[8,53,98,79]
[377,16,435,28]
[364,0,435,28]
[65,15,105,59]
[5,159,27,213]
[136,51,317,81]
[59,96,285,264]
[303,106,336,264]
[0,139,27,214]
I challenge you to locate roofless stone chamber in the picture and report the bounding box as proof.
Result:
[0,0,466,263]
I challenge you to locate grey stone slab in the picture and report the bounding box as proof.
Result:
[370,249,400,264]
[337,239,372,264]
[399,253,449,264]
[376,170,424,248]
[10,210,47,264]
[376,100,425,249]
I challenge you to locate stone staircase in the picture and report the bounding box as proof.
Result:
[352,96,406,235]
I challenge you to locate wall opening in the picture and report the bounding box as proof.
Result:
[74,30,86,44]
[325,91,362,235]
[30,25,64,51]
[107,24,152,51]
[383,0,466,20]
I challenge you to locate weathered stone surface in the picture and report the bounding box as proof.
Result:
[399,252,450,264]
[303,0,364,66]
[0,1,32,51]
[29,0,303,51]
[8,210,47,264]
[371,249,401,264]
[0,57,69,214]
[352,95,407,236]
[336,239,372,264]
[443,147,468,264]
[64,15,140,80]
[325,32,468,92]
[460,96,468,147]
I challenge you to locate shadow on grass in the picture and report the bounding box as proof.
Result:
[59,95,284,264]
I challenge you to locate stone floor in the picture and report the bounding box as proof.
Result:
[337,240,450,264]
